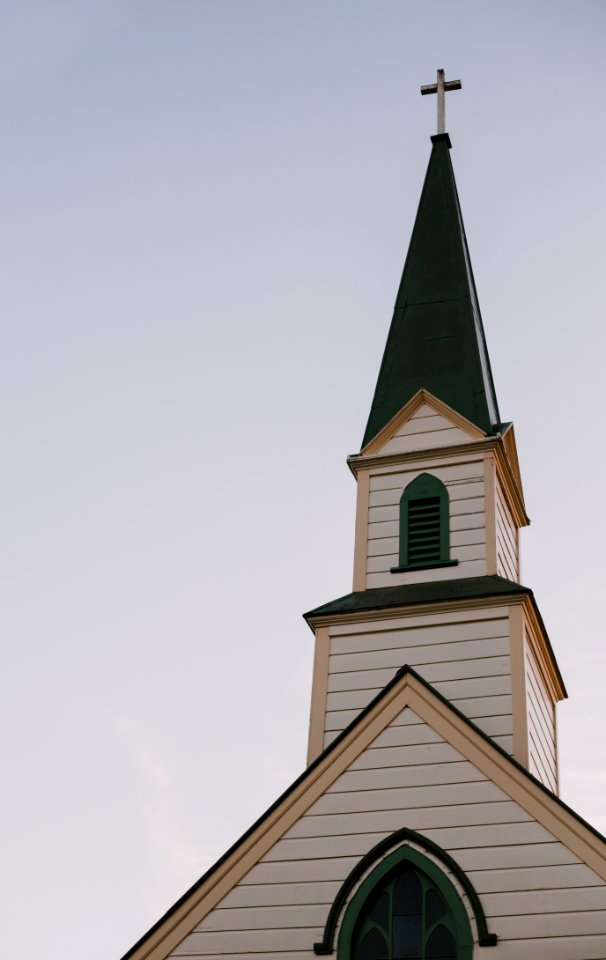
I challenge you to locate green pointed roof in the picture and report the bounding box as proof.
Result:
[362,134,500,449]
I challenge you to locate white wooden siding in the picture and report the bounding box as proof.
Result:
[366,457,487,588]
[495,481,519,581]
[322,607,513,750]
[169,707,606,959]
[377,403,477,455]
[525,630,558,793]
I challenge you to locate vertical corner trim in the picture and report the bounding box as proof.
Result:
[483,453,497,575]
[307,627,331,765]
[353,468,371,591]
[509,602,529,769]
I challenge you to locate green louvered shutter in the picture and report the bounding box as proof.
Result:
[399,474,450,569]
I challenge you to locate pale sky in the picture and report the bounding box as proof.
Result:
[2,3,606,958]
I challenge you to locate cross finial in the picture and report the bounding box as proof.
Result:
[420,68,462,135]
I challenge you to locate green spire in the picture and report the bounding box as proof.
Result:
[362,134,500,449]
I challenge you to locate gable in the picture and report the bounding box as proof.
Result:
[361,390,485,458]
[123,671,606,960]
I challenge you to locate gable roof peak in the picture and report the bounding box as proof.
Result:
[362,135,501,448]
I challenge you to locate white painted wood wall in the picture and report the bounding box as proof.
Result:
[322,607,513,753]
[356,399,524,590]
[365,455,487,588]
[377,402,475,456]
[170,708,606,959]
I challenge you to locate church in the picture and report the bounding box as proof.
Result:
[121,78,606,960]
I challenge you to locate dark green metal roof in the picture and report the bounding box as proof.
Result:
[362,133,500,448]
[304,575,529,620]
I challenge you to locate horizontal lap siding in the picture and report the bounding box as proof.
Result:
[171,707,606,959]
[495,483,519,582]
[525,635,558,792]
[483,886,606,915]
[328,655,510,691]
[171,927,319,955]
[473,935,606,960]
[378,405,475,455]
[323,610,513,749]
[325,676,511,713]
[219,881,340,908]
[289,801,532,838]
[366,458,486,587]
[261,821,552,863]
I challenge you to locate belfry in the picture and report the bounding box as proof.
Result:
[122,79,606,960]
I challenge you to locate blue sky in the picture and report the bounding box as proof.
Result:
[2,3,606,958]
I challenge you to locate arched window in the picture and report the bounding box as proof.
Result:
[395,473,455,571]
[338,846,472,960]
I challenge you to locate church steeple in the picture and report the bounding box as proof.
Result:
[363,133,500,448]
[304,110,565,796]
[120,80,606,960]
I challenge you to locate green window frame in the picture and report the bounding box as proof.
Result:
[393,473,456,572]
[338,846,473,960]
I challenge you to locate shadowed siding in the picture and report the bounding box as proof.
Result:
[495,482,519,582]
[525,632,558,793]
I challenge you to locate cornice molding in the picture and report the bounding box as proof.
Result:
[305,591,518,631]
[500,423,526,506]
[523,598,567,702]
[494,442,529,527]
[347,437,498,477]
[347,432,530,529]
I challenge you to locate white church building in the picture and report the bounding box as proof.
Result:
[121,85,606,960]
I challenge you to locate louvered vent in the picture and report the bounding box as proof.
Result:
[407,495,442,564]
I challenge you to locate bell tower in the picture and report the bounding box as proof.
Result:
[305,130,566,796]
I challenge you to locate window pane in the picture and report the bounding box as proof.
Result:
[393,869,422,914]
[425,888,446,927]
[392,914,422,959]
[351,864,462,960]
[368,891,389,930]
[426,923,456,959]
[356,927,389,960]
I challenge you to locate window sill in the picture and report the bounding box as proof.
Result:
[390,560,459,573]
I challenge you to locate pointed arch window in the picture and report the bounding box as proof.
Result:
[338,847,472,960]
[392,473,457,572]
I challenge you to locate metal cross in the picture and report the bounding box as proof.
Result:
[420,69,462,135]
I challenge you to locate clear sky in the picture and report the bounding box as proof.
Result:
[2,2,606,958]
